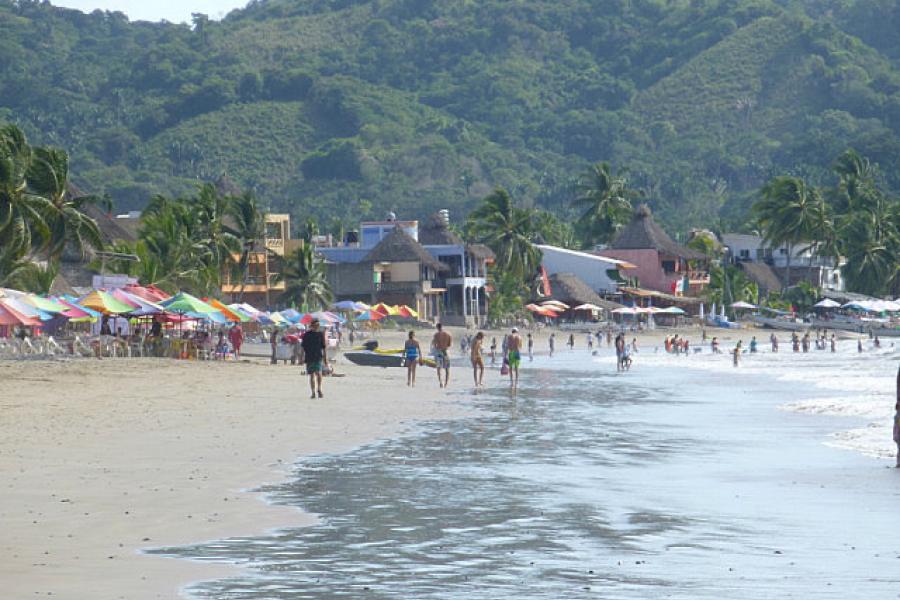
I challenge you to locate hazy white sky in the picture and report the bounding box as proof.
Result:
[51,0,249,23]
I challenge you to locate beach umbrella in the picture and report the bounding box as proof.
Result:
[397,305,419,318]
[54,298,99,321]
[355,309,386,321]
[208,299,251,322]
[572,303,603,311]
[22,295,68,314]
[280,308,304,323]
[659,306,685,315]
[160,292,218,316]
[112,289,164,317]
[541,300,570,309]
[372,302,400,316]
[78,290,135,315]
[541,304,566,312]
[814,298,841,309]
[525,303,542,312]
[0,299,42,326]
[730,301,757,309]
[699,303,705,320]
[534,308,559,318]
[332,300,360,311]
[123,284,171,303]
[612,307,638,315]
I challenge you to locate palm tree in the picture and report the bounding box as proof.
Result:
[191,183,239,292]
[225,191,266,302]
[26,146,104,260]
[754,176,822,287]
[0,124,50,257]
[840,195,900,296]
[0,241,30,287]
[468,188,541,281]
[138,200,206,292]
[831,148,878,213]
[572,161,635,248]
[17,261,60,295]
[278,245,332,310]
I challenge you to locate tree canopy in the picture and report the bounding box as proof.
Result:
[3,0,900,233]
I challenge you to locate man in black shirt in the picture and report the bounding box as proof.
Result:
[301,319,328,398]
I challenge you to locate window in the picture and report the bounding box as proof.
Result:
[739,249,750,259]
[661,260,677,274]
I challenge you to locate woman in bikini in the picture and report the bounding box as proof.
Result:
[471,331,485,387]
[404,331,422,387]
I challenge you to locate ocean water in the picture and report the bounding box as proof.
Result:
[151,335,900,599]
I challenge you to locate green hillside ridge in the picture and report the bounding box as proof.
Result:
[1,0,899,234]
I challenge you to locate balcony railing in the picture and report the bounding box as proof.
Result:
[374,280,432,294]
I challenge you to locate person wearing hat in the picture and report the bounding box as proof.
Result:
[505,327,523,388]
[301,319,328,398]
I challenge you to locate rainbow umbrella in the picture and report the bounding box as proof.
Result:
[372,302,399,316]
[208,298,250,323]
[112,288,163,316]
[79,290,135,315]
[396,305,418,318]
[22,295,68,314]
[355,310,386,322]
[51,297,99,322]
[0,299,42,326]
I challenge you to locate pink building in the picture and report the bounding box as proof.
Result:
[598,205,709,296]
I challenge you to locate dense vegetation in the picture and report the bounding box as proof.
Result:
[3,0,900,236]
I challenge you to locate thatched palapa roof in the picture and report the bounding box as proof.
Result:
[737,262,782,295]
[546,273,624,310]
[611,205,706,260]
[418,212,495,260]
[365,226,448,271]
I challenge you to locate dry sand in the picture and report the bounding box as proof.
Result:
[0,349,471,599]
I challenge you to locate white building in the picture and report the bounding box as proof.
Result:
[536,244,631,294]
[720,233,843,291]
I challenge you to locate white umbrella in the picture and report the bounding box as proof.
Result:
[699,303,705,320]
[730,301,757,309]
[814,298,841,309]
[659,306,685,314]
[541,300,570,309]
[572,303,602,311]
[612,307,638,315]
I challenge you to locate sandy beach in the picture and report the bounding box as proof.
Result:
[1,322,880,599]
[0,344,472,599]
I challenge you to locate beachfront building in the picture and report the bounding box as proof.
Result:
[721,233,843,291]
[418,214,494,326]
[597,205,710,296]
[536,244,633,295]
[220,214,303,308]
[319,213,494,325]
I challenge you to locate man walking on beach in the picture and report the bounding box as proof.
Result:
[548,333,555,357]
[506,327,522,388]
[432,323,452,388]
[301,319,328,398]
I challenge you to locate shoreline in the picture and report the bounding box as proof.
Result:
[1,323,882,598]
[0,354,473,599]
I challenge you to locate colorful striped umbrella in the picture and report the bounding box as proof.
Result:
[79,290,135,315]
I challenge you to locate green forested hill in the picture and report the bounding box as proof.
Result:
[2,0,899,234]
